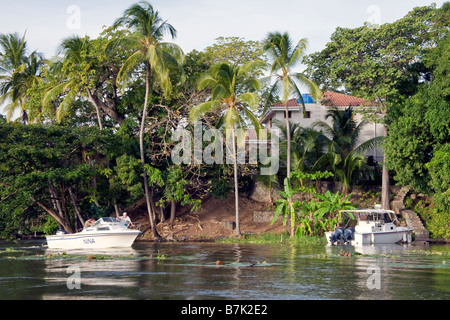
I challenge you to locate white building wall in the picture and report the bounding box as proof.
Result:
[266,103,385,163]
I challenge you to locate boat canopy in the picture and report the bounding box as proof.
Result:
[339,209,396,215]
[92,217,120,226]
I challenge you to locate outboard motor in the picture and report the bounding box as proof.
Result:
[343,227,355,244]
[329,228,345,245]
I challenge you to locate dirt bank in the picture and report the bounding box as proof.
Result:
[127,193,286,241]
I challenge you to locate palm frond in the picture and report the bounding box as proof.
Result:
[189,100,222,123]
[238,92,260,109]
[117,50,144,85]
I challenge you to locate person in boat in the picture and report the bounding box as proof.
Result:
[120,212,135,228]
[84,217,95,229]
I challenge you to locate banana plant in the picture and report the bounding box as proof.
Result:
[314,190,356,231]
[271,177,299,237]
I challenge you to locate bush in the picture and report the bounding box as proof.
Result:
[415,199,450,239]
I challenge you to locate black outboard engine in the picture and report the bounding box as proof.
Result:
[343,227,355,244]
[329,227,345,245]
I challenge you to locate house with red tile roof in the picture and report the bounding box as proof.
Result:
[260,91,384,163]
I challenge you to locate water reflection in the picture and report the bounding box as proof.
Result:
[0,241,449,300]
[42,247,141,299]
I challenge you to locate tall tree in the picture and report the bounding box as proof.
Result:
[313,107,381,194]
[112,1,183,239]
[42,35,127,128]
[263,32,322,180]
[304,4,440,208]
[0,32,45,122]
[189,62,263,237]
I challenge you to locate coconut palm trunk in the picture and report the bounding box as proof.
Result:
[113,1,182,239]
[230,126,240,236]
[285,104,291,179]
[381,125,390,210]
[141,62,160,238]
[189,62,263,238]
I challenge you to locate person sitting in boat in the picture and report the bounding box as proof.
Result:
[119,212,135,228]
[84,217,95,229]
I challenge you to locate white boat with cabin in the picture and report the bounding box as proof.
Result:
[45,217,142,249]
[326,205,413,246]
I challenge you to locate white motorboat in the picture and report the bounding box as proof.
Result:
[45,217,142,249]
[325,205,413,246]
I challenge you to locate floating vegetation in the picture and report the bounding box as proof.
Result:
[155,254,167,261]
[409,249,450,256]
[0,248,26,254]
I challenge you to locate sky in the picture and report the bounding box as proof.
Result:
[0,0,445,58]
[0,0,446,119]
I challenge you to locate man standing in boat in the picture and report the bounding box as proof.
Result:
[120,212,135,229]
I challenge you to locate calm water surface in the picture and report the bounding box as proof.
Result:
[0,240,449,300]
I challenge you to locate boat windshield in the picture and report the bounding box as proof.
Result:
[340,209,396,223]
[92,217,120,227]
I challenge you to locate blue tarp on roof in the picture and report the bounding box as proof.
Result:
[297,94,315,104]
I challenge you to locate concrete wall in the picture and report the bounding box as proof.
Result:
[265,103,385,163]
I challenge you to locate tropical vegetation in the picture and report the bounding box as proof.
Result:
[0,1,448,240]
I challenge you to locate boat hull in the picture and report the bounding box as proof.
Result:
[45,231,141,249]
[353,228,412,245]
[326,228,412,246]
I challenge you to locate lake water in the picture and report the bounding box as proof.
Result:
[0,240,449,301]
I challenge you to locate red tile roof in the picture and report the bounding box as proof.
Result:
[322,91,375,107]
[271,92,376,107]
[272,99,302,107]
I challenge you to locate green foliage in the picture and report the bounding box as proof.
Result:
[411,197,450,239]
[304,4,439,105]
[271,170,355,237]
[157,166,201,213]
[313,107,380,192]
[426,144,450,211]
[0,121,123,235]
[210,177,232,199]
[1,2,449,240]
[111,155,143,199]
[42,216,59,235]
[203,36,266,69]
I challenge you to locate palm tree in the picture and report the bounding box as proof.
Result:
[263,32,322,179]
[42,36,106,128]
[314,107,381,194]
[112,1,183,239]
[276,120,326,175]
[190,62,263,236]
[0,32,45,122]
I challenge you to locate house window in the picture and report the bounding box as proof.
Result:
[303,111,311,119]
[284,111,292,119]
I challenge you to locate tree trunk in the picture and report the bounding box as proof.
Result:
[141,63,161,239]
[36,201,74,234]
[285,105,294,237]
[231,127,241,237]
[48,181,66,230]
[114,203,121,219]
[160,205,166,224]
[285,105,291,179]
[169,200,176,226]
[68,187,84,229]
[87,88,125,126]
[381,125,391,210]
[86,89,103,130]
